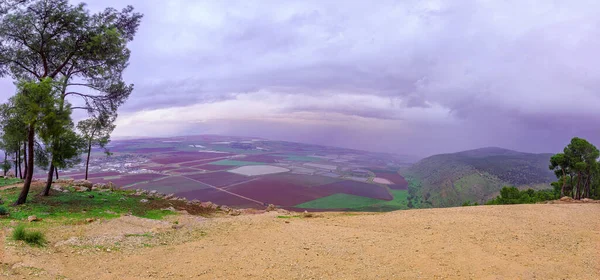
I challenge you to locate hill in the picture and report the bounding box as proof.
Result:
[1,203,598,279]
[401,147,556,207]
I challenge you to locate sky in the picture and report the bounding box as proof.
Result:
[1,0,600,157]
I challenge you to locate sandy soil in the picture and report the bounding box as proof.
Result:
[1,203,599,279]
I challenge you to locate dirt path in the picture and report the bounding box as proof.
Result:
[2,203,599,279]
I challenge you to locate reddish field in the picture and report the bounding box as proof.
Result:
[132,176,211,194]
[168,167,203,174]
[143,166,179,172]
[192,164,233,171]
[371,170,408,190]
[177,188,264,208]
[317,181,393,200]
[226,177,331,206]
[184,172,250,187]
[226,175,391,206]
[151,152,231,164]
[97,173,167,187]
[178,159,219,167]
[65,171,121,180]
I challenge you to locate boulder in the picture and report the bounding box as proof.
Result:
[140,199,149,203]
[581,198,594,203]
[266,204,277,212]
[27,215,39,222]
[229,209,241,216]
[560,196,573,202]
[73,179,93,188]
[56,178,75,185]
[85,218,95,223]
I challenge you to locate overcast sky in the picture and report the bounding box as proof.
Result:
[1,0,599,157]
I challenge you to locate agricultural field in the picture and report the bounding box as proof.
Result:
[228,165,289,176]
[59,135,413,211]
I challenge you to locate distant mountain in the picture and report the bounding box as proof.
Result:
[401,147,556,207]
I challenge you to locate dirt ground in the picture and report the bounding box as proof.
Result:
[1,203,599,279]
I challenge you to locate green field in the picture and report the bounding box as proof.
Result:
[295,193,386,209]
[208,159,265,166]
[354,190,410,211]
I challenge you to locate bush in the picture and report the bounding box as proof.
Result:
[12,225,46,246]
[0,205,8,215]
[486,186,559,205]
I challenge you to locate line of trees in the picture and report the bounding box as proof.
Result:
[0,0,142,204]
[549,137,599,200]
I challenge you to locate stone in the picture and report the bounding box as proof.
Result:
[149,190,158,195]
[140,199,149,203]
[560,196,573,202]
[63,189,70,193]
[85,218,95,223]
[266,204,277,212]
[27,215,39,222]
[581,198,594,203]
[73,179,93,188]
[164,193,175,200]
[171,224,184,229]
[229,209,241,216]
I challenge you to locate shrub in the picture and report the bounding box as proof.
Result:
[12,225,46,246]
[0,205,8,215]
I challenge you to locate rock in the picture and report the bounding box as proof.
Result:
[149,190,158,195]
[581,198,594,203]
[164,193,175,200]
[162,206,177,212]
[85,218,95,223]
[106,182,116,189]
[266,204,277,212]
[191,199,201,205]
[73,179,93,188]
[229,209,241,216]
[62,189,70,193]
[171,224,184,229]
[56,178,74,185]
[140,199,149,203]
[560,196,573,202]
[27,215,39,222]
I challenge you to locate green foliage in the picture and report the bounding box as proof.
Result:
[0,205,8,215]
[485,186,558,205]
[12,225,46,246]
[296,193,386,209]
[550,137,599,199]
[404,147,556,207]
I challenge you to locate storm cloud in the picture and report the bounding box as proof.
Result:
[1,0,599,157]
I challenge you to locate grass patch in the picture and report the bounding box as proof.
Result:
[0,177,22,187]
[276,215,300,219]
[296,193,387,209]
[0,185,213,225]
[12,225,46,246]
[208,159,265,166]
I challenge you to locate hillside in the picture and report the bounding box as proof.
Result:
[402,147,556,207]
[1,203,598,279]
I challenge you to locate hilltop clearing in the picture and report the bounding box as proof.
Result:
[1,202,598,279]
[402,147,556,207]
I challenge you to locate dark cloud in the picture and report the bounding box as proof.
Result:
[1,0,599,156]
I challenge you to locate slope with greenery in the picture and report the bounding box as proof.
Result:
[401,147,556,207]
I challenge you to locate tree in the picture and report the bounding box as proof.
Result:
[10,78,58,204]
[41,127,85,195]
[549,153,570,197]
[0,0,142,204]
[552,137,600,200]
[77,115,115,180]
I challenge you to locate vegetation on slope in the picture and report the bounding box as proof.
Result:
[402,147,556,207]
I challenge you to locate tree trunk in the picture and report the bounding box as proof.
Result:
[84,140,92,180]
[17,146,22,179]
[560,169,566,197]
[13,151,17,177]
[15,124,35,205]
[42,162,54,196]
[22,140,27,180]
[55,167,58,180]
[584,173,592,199]
[576,172,582,200]
[3,152,7,177]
